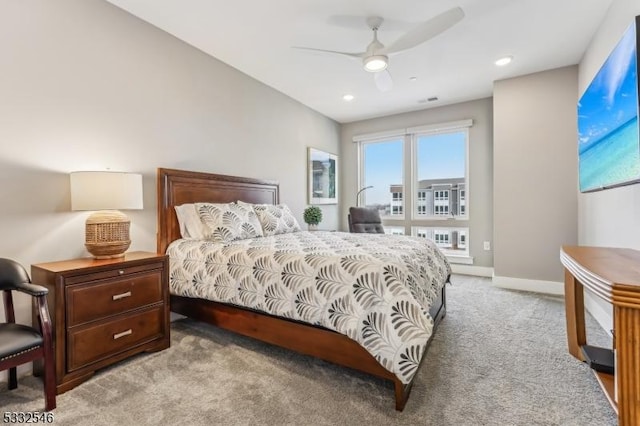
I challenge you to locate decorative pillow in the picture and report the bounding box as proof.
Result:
[174,204,207,239]
[195,202,263,243]
[251,203,302,236]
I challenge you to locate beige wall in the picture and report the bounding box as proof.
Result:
[0,0,339,329]
[340,98,494,268]
[493,66,578,283]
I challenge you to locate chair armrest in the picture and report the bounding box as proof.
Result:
[14,282,49,297]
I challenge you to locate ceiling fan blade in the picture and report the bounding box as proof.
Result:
[382,7,465,55]
[374,70,393,92]
[291,46,364,58]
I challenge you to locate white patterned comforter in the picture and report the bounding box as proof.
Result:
[167,231,451,384]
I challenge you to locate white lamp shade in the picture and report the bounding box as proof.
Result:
[70,171,143,211]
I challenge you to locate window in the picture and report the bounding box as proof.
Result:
[412,226,469,256]
[434,190,450,216]
[384,226,405,235]
[357,119,471,260]
[459,189,466,216]
[360,139,404,219]
[416,131,467,218]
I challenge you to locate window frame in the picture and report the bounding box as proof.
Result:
[355,119,472,263]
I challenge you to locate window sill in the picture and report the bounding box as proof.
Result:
[414,216,469,221]
[445,255,474,265]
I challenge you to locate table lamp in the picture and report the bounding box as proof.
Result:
[70,171,143,259]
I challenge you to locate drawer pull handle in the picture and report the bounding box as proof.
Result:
[118,270,125,275]
[112,291,132,301]
[113,329,132,340]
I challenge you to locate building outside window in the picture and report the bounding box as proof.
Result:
[384,226,405,236]
[458,230,467,249]
[412,226,469,256]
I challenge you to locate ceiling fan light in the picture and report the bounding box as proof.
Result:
[363,55,388,72]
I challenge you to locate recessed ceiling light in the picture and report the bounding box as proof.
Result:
[342,94,354,101]
[409,76,417,81]
[495,56,513,66]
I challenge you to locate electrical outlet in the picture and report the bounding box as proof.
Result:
[483,241,491,251]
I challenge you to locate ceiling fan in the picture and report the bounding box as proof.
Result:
[294,7,465,92]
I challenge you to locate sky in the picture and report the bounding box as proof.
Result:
[361,132,466,205]
[578,21,638,154]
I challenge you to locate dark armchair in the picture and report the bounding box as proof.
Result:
[348,207,385,233]
[0,258,55,411]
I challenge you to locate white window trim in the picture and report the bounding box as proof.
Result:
[352,119,473,143]
[406,119,473,134]
[353,128,405,143]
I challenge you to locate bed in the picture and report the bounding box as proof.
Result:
[157,168,450,410]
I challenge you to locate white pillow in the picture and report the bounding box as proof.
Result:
[174,204,206,239]
[196,202,264,243]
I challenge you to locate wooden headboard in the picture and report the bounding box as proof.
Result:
[156,168,280,254]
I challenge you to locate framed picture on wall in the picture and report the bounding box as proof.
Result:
[308,147,338,204]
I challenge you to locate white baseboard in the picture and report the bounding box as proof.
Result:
[584,291,613,337]
[492,275,564,295]
[492,275,612,336]
[450,264,493,277]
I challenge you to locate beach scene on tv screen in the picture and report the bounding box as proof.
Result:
[578,21,639,192]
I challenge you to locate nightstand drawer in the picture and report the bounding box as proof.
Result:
[67,306,163,372]
[66,271,162,326]
[65,261,164,285]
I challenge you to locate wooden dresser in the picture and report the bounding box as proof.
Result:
[561,246,640,426]
[31,251,170,394]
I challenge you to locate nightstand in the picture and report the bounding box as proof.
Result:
[31,251,170,394]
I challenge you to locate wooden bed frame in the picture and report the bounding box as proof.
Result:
[157,167,446,411]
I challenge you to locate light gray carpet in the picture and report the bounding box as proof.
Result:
[1,275,617,425]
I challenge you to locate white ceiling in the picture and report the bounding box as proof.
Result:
[104,0,612,123]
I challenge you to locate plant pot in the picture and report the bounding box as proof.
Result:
[308,224,318,231]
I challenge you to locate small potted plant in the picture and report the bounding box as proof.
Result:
[303,206,323,231]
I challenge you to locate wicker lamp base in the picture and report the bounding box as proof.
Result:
[85,210,131,259]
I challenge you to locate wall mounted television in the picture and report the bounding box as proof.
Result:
[578,15,640,193]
